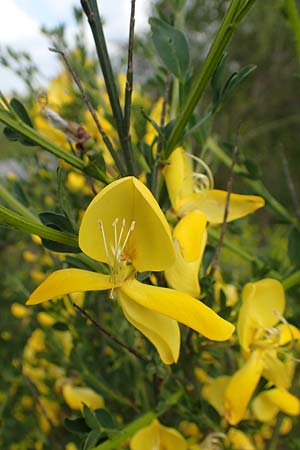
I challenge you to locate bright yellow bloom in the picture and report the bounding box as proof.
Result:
[163,147,264,223]
[224,278,300,425]
[130,419,187,450]
[62,383,104,411]
[226,428,255,450]
[27,177,234,365]
[163,147,264,296]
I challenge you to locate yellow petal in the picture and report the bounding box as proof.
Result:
[252,391,279,422]
[277,323,300,345]
[173,211,207,262]
[262,351,291,389]
[120,279,235,341]
[163,147,194,211]
[227,428,255,450]
[202,376,230,416]
[178,189,264,224]
[242,279,285,326]
[118,288,180,365]
[130,419,187,450]
[62,384,105,411]
[224,350,264,425]
[164,239,202,297]
[26,269,113,305]
[79,176,175,272]
[252,388,300,422]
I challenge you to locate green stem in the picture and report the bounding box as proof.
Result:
[267,414,284,450]
[81,0,135,175]
[207,137,300,230]
[0,184,38,222]
[91,390,183,450]
[165,0,257,156]
[81,365,137,411]
[284,0,300,67]
[0,108,88,172]
[208,227,265,268]
[282,270,300,290]
[0,204,79,248]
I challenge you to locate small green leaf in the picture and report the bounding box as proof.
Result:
[39,211,80,253]
[3,126,35,146]
[94,409,115,429]
[149,17,190,78]
[83,429,102,450]
[64,417,90,435]
[288,228,300,267]
[222,64,257,100]
[10,98,33,127]
[52,322,69,331]
[83,404,99,430]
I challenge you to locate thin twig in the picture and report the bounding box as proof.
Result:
[24,374,55,428]
[280,145,300,217]
[210,142,238,276]
[49,47,125,176]
[73,302,148,363]
[124,0,136,138]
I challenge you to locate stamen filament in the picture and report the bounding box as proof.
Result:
[120,220,135,255]
[186,152,214,189]
[98,219,110,263]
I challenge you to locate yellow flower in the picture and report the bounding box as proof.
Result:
[130,419,187,450]
[224,278,300,425]
[163,147,264,296]
[164,147,265,223]
[26,177,234,365]
[226,428,255,450]
[62,383,104,411]
[11,303,30,319]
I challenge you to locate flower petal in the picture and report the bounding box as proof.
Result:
[163,147,194,211]
[120,279,235,341]
[130,419,187,450]
[173,211,207,262]
[118,288,180,365]
[178,189,264,224]
[62,384,105,411]
[278,323,300,345]
[79,176,175,272]
[164,239,201,297]
[262,351,291,389]
[202,376,230,416]
[252,388,300,422]
[224,350,264,425]
[26,269,113,305]
[242,279,285,324]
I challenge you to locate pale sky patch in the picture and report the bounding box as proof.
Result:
[0,0,150,93]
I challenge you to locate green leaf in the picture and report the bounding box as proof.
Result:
[3,126,35,146]
[57,168,77,229]
[94,409,115,429]
[288,228,300,267]
[52,321,69,331]
[222,64,257,100]
[211,53,227,109]
[83,404,99,430]
[149,17,190,78]
[83,430,102,450]
[39,211,81,253]
[10,98,33,127]
[64,417,91,435]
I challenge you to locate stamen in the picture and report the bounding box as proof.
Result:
[117,218,126,249]
[98,220,110,263]
[186,152,214,190]
[112,218,119,252]
[120,220,135,254]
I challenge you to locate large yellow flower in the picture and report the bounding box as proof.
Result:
[224,278,300,425]
[27,177,234,365]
